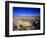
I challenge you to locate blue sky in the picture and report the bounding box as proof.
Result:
[13,7,40,16]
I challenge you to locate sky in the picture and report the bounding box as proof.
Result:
[13,7,40,16]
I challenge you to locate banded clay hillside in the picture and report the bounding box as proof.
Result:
[13,16,40,31]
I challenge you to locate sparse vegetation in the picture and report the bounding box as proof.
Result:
[13,16,40,31]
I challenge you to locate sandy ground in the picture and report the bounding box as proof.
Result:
[13,16,40,31]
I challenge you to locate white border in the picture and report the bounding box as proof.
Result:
[9,3,43,35]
